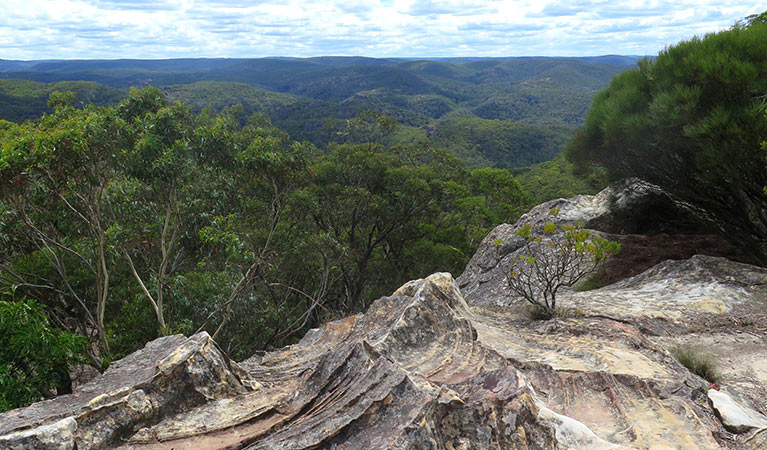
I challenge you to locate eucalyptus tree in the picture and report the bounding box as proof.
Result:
[0,92,125,357]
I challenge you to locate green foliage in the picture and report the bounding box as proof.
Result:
[336,109,400,150]
[762,110,767,152]
[522,304,557,321]
[522,304,586,321]
[736,11,767,28]
[47,90,76,111]
[428,117,571,169]
[568,15,767,260]
[671,344,722,384]
[0,88,532,372]
[508,212,620,315]
[573,277,607,292]
[291,142,448,312]
[515,153,607,204]
[0,299,87,412]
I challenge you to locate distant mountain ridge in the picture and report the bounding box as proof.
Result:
[0,55,644,71]
[0,56,640,169]
[0,56,641,89]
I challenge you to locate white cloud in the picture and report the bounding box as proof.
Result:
[0,0,761,59]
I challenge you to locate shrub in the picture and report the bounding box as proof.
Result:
[522,304,586,321]
[573,277,607,292]
[0,299,87,412]
[507,209,620,317]
[567,14,767,263]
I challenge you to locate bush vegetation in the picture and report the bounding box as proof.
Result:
[671,344,722,385]
[0,299,86,412]
[506,210,620,318]
[567,13,767,262]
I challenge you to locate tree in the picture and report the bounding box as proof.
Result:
[190,117,314,355]
[567,14,767,262]
[292,142,449,314]
[506,210,620,317]
[337,109,399,153]
[0,92,123,357]
[111,89,195,337]
[455,167,529,246]
[736,11,767,28]
[1,88,210,358]
[0,88,207,358]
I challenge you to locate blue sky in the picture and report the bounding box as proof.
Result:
[0,1,761,60]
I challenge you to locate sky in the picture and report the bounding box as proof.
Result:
[0,0,762,60]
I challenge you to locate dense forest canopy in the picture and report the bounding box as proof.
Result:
[567,13,767,262]
[1,87,568,410]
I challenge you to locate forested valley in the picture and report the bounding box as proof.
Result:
[2,12,766,413]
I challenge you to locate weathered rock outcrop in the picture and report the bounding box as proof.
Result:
[458,178,746,307]
[0,332,254,449]
[1,274,620,449]
[2,179,766,449]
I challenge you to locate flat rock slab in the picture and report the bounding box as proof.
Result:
[653,330,767,417]
[470,314,720,449]
[0,417,77,450]
[564,255,767,326]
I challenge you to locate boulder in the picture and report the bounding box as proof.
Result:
[708,388,767,434]
[0,333,253,449]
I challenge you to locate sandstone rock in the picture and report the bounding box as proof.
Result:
[708,388,767,433]
[582,178,720,235]
[563,255,767,327]
[0,332,253,449]
[457,178,745,308]
[507,178,717,236]
[0,418,77,450]
[654,329,767,417]
[455,179,767,448]
[2,272,732,449]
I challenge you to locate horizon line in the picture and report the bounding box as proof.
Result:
[0,54,651,63]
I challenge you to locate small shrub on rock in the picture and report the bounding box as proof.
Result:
[507,209,620,318]
[522,304,586,321]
